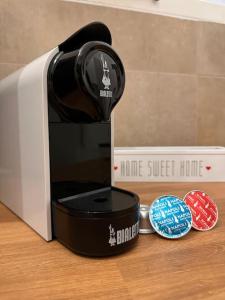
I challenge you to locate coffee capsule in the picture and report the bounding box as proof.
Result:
[183,190,218,231]
[149,195,192,239]
[139,204,155,234]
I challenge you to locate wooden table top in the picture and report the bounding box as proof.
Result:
[0,182,225,300]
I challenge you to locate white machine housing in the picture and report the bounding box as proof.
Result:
[0,49,58,240]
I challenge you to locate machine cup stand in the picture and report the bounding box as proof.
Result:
[52,186,139,257]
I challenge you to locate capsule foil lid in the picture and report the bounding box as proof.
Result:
[149,195,192,239]
[184,190,218,231]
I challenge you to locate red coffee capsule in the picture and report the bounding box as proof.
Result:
[183,190,218,231]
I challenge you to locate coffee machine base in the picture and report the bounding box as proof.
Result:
[52,186,139,257]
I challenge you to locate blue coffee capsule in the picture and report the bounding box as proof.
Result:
[149,195,192,239]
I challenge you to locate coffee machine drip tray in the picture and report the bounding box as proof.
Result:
[52,186,139,257]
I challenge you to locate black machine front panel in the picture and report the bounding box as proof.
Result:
[48,116,111,201]
[47,33,125,201]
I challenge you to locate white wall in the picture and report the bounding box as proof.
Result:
[65,0,225,24]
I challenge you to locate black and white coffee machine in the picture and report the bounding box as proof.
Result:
[0,22,139,256]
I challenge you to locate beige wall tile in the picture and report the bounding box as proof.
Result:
[0,63,23,79]
[155,73,198,146]
[197,76,225,145]
[0,0,87,64]
[114,71,159,146]
[0,0,50,63]
[197,22,225,76]
[0,0,125,64]
[146,15,197,74]
[0,1,197,74]
[114,71,198,146]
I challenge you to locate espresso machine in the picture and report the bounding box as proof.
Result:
[0,22,139,256]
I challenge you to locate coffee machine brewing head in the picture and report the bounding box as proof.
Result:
[75,41,125,121]
[48,23,125,123]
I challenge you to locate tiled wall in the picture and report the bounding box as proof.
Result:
[1,0,225,146]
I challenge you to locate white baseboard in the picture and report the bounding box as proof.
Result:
[64,0,225,25]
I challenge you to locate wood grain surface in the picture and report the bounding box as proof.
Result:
[0,182,225,300]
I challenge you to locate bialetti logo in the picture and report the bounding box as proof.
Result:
[108,224,116,246]
[100,54,112,98]
[108,222,139,247]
